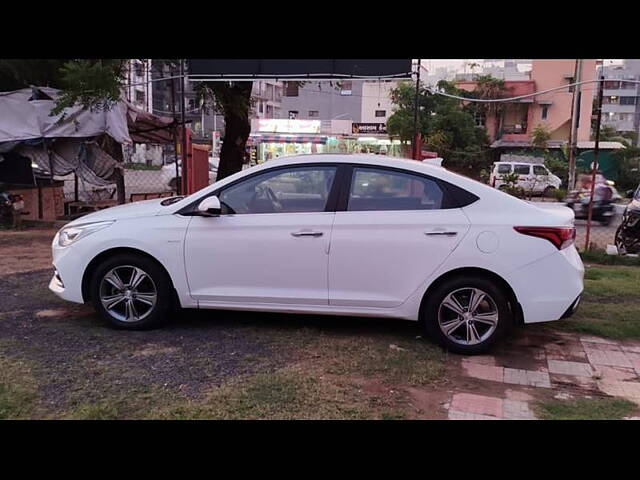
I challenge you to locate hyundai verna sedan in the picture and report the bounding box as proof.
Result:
[50,154,584,354]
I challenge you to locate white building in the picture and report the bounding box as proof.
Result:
[124,59,153,113]
[252,80,283,119]
[360,80,397,124]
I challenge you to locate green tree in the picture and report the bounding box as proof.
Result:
[530,123,552,149]
[387,79,491,179]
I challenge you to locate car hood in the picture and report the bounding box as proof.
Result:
[66,198,170,226]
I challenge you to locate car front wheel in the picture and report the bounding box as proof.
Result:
[90,254,173,329]
[424,275,512,354]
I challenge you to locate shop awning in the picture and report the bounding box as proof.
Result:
[249,135,328,144]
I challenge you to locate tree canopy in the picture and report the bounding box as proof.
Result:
[386,79,491,178]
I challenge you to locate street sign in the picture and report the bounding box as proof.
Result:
[351,123,387,134]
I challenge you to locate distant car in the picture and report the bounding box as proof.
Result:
[161,157,219,190]
[490,162,561,196]
[49,154,584,354]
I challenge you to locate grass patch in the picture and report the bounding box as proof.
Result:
[554,302,640,339]
[580,249,640,267]
[535,397,636,420]
[0,352,39,419]
[548,264,640,340]
[124,163,161,171]
[320,336,446,387]
[153,368,407,420]
[583,266,640,298]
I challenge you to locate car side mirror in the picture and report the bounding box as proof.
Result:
[197,196,221,216]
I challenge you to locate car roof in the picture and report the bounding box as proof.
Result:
[261,153,444,173]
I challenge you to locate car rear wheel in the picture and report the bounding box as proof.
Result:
[424,275,512,354]
[90,253,173,330]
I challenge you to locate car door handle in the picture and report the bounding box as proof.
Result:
[291,230,323,237]
[424,231,458,237]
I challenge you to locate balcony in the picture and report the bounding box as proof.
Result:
[501,123,528,134]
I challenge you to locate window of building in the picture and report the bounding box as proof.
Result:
[259,101,264,113]
[473,110,486,127]
[288,110,298,119]
[134,62,144,78]
[541,105,549,120]
[607,96,620,105]
[347,167,446,211]
[284,82,299,97]
[375,110,386,118]
[135,90,145,104]
[340,81,352,96]
[266,105,274,118]
[620,97,637,105]
[308,110,319,117]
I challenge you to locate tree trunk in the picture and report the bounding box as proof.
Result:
[213,82,253,181]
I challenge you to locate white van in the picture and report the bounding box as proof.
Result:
[490,162,561,196]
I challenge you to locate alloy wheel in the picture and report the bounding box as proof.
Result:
[437,287,499,346]
[99,265,157,323]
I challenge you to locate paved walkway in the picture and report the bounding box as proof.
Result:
[443,329,640,420]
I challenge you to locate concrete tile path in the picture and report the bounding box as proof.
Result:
[446,331,640,420]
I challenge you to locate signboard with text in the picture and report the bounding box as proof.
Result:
[351,123,387,134]
[257,119,321,134]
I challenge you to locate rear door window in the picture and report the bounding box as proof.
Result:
[514,164,531,175]
[347,167,445,211]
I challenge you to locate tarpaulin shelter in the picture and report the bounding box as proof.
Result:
[0,87,176,220]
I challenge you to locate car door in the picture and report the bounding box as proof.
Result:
[513,164,532,191]
[532,164,550,192]
[184,164,338,306]
[495,163,512,187]
[328,166,470,308]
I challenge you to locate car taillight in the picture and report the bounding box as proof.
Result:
[514,226,576,250]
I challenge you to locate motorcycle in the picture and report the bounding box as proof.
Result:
[615,185,640,254]
[565,183,618,226]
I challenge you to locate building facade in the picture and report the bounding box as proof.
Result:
[599,60,640,142]
[456,59,597,149]
[251,80,283,119]
[278,80,364,122]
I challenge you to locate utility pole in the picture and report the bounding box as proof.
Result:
[179,60,188,195]
[170,63,181,195]
[413,59,421,160]
[567,59,583,190]
[584,75,605,251]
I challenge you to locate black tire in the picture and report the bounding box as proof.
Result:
[543,186,556,199]
[423,275,512,355]
[90,253,173,330]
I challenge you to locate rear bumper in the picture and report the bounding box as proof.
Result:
[560,293,582,319]
[507,246,584,324]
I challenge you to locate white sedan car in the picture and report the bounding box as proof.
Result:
[50,154,584,354]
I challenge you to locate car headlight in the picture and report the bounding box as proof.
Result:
[58,221,115,247]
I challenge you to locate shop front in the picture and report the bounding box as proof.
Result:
[248,119,406,164]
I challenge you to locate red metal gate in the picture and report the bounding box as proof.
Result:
[180,128,211,195]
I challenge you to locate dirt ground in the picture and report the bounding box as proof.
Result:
[1,227,639,420]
